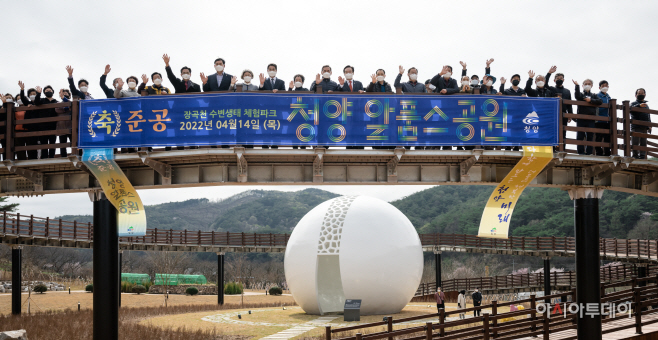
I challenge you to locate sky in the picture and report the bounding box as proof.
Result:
[1,0,656,218]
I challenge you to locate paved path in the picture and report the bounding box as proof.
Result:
[260,316,338,340]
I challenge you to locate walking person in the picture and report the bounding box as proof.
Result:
[458,290,467,319]
[435,287,446,314]
[472,288,483,317]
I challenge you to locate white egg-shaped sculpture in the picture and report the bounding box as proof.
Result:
[284,196,423,315]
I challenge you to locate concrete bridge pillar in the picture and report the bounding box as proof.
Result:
[218,252,224,305]
[11,245,21,315]
[93,193,119,340]
[434,250,442,289]
[543,256,551,305]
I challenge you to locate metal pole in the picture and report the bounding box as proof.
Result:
[638,264,647,287]
[544,257,551,304]
[218,252,224,305]
[93,194,119,340]
[12,246,21,315]
[572,188,602,339]
[435,251,442,288]
[119,251,122,307]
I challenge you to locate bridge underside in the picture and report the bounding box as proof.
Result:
[0,149,657,197]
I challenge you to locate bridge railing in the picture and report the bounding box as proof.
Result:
[1,91,656,160]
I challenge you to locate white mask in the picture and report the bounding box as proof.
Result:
[128,82,137,89]
[17,100,23,105]
[294,81,303,88]
[536,81,545,88]
[601,87,609,93]
[345,73,354,80]
[461,81,469,87]
[443,72,452,79]
[154,79,162,85]
[80,86,88,92]
[5,98,13,103]
[377,76,385,82]
[486,80,493,87]
[243,76,252,83]
[322,72,331,79]
[182,74,191,80]
[471,79,479,86]
[409,74,418,81]
[429,84,436,90]
[215,65,224,72]
[268,71,277,77]
[29,95,36,101]
[583,85,592,91]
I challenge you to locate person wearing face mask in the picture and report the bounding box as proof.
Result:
[472,288,482,317]
[17,82,37,159]
[366,69,393,93]
[100,64,119,99]
[258,63,286,92]
[33,85,59,159]
[459,76,472,93]
[65,65,93,100]
[55,89,73,157]
[430,65,459,95]
[573,79,603,155]
[337,65,365,93]
[459,59,494,93]
[435,287,445,313]
[631,88,650,159]
[595,81,612,156]
[235,70,259,91]
[395,66,425,93]
[163,54,201,93]
[288,74,309,92]
[114,76,142,98]
[201,58,233,92]
[524,70,554,98]
[544,68,573,144]
[138,72,171,95]
[500,74,526,96]
[479,74,500,95]
[310,65,339,93]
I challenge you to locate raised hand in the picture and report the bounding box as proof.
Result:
[104,64,111,75]
[141,74,149,84]
[289,80,294,88]
[66,65,74,77]
[163,54,170,66]
[439,65,448,75]
[117,79,124,89]
[18,81,25,90]
[572,79,579,86]
[370,74,377,83]
[1,95,5,104]
[231,76,237,85]
[486,58,494,67]
[35,86,42,93]
[528,70,535,79]
[259,73,266,85]
[459,61,467,70]
[315,73,321,84]
[399,65,405,74]
[200,73,208,85]
[338,76,345,85]
[500,77,507,84]
[548,65,557,74]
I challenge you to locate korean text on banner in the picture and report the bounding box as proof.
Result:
[477,146,553,239]
[81,148,147,237]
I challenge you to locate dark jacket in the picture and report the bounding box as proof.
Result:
[524,78,554,98]
[67,77,93,100]
[32,92,58,131]
[260,78,286,91]
[574,85,603,126]
[288,87,310,92]
[472,291,483,304]
[310,78,339,93]
[631,100,651,130]
[480,86,498,95]
[501,83,526,96]
[545,73,573,114]
[165,66,201,93]
[99,74,116,99]
[203,72,233,91]
[366,81,393,93]
[138,83,171,95]
[394,74,426,93]
[337,79,364,92]
[430,74,459,94]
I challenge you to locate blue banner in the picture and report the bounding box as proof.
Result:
[78,93,559,148]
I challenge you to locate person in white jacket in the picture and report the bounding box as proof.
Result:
[457,290,467,319]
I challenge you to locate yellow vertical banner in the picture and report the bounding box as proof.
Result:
[477,146,553,239]
[82,148,147,236]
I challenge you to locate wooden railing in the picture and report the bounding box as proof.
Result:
[2,212,658,260]
[328,275,658,340]
[414,263,655,296]
[1,90,655,159]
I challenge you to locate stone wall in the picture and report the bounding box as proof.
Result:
[148,284,218,295]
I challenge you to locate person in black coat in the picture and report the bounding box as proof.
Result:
[201,58,233,92]
[337,65,365,93]
[259,63,286,92]
[163,54,201,93]
[472,288,483,317]
[430,65,459,94]
[574,79,603,155]
[310,65,339,93]
[65,65,94,100]
[524,70,554,98]
[545,68,572,144]
[32,85,58,159]
[99,64,118,99]
[631,88,651,159]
